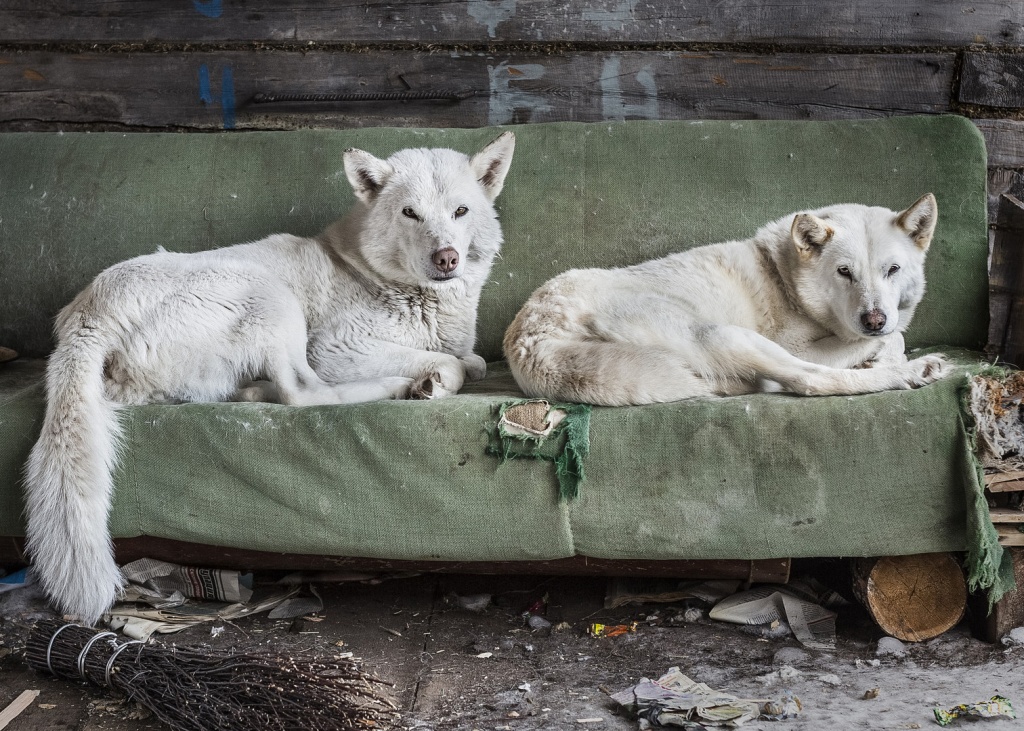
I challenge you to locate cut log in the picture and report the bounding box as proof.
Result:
[852,554,967,642]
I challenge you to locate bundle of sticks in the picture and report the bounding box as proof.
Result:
[26,619,397,731]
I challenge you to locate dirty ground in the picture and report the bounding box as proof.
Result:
[1,569,1022,731]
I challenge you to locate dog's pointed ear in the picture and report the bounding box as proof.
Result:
[791,213,834,257]
[343,148,394,203]
[896,193,938,251]
[471,131,516,201]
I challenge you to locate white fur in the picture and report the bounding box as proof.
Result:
[505,195,949,406]
[24,132,516,624]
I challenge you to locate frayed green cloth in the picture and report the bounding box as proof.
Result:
[959,369,1018,609]
[488,399,592,501]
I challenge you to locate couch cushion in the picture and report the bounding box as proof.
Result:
[0,355,987,562]
[0,115,989,361]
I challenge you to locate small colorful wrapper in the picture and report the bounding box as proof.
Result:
[588,622,638,638]
[933,695,1015,726]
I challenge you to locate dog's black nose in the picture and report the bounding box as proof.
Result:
[432,247,459,274]
[861,309,887,331]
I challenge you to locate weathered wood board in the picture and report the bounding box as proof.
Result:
[0,50,955,130]
[976,120,1024,169]
[961,53,1024,109]
[2,0,1024,46]
[989,194,1024,368]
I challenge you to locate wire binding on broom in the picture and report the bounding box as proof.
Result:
[26,619,398,731]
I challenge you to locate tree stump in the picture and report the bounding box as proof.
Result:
[852,553,967,642]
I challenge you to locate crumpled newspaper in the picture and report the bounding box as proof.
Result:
[933,695,1016,726]
[105,558,307,640]
[611,667,798,727]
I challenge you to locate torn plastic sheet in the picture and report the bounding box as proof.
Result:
[708,582,840,650]
[0,568,32,594]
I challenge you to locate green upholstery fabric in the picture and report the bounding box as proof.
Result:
[0,116,989,360]
[0,357,989,561]
[0,116,997,577]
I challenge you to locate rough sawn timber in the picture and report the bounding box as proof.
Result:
[1,0,1023,47]
[0,50,955,130]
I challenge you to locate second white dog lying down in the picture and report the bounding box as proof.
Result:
[504,195,949,406]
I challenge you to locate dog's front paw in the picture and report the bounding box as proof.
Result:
[232,381,280,402]
[459,354,487,381]
[378,376,416,400]
[409,369,464,400]
[901,354,950,388]
[407,372,442,400]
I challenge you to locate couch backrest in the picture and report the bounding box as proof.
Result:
[0,116,988,360]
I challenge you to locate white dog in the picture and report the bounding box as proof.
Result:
[24,132,516,624]
[505,195,948,406]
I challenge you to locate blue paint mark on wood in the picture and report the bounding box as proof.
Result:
[193,0,223,18]
[221,66,236,129]
[198,64,214,105]
[199,63,236,129]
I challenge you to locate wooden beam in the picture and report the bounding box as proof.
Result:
[985,471,1024,491]
[976,120,1024,169]
[0,50,955,131]
[971,547,1024,642]
[0,535,791,584]
[989,194,1024,366]
[0,0,1022,47]
[990,507,1024,524]
[961,53,1024,109]
[998,525,1024,546]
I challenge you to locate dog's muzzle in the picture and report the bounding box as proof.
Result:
[430,247,460,280]
[860,309,887,335]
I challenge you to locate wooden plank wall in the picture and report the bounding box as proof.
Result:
[2,0,1024,356]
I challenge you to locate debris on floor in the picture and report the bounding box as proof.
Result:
[708,580,843,649]
[0,689,39,729]
[107,558,303,640]
[760,690,803,721]
[610,666,800,728]
[588,622,639,638]
[604,579,740,609]
[0,568,31,595]
[933,695,1016,726]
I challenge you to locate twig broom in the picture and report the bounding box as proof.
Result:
[26,619,398,730]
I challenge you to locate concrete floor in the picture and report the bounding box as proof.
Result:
[1,571,1022,731]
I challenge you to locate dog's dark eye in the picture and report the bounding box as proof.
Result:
[402,207,419,220]
[887,264,900,276]
[837,266,852,279]
[454,206,469,218]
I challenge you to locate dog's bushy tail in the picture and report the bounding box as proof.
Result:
[24,318,124,625]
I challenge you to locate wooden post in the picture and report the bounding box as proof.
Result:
[852,554,967,642]
[989,193,1024,366]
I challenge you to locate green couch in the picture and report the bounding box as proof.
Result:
[0,116,1007,597]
